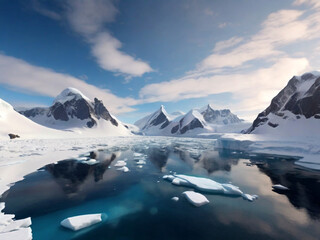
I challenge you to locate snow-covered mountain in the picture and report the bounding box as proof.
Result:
[201,104,243,124]
[19,88,130,136]
[0,98,74,139]
[135,105,249,136]
[246,71,320,135]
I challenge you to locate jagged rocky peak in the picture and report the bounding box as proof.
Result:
[171,109,206,134]
[134,105,171,130]
[19,87,119,128]
[201,104,242,125]
[246,71,320,133]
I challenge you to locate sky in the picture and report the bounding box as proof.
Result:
[1,0,320,123]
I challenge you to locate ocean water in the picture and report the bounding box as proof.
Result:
[1,138,320,240]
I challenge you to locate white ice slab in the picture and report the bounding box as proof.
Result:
[182,191,209,207]
[116,166,129,172]
[60,214,102,231]
[136,160,146,165]
[0,227,32,240]
[114,161,126,167]
[0,217,31,233]
[242,194,258,202]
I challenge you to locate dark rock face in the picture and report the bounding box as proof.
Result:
[19,90,119,128]
[246,73,320,133]
[140,107,171,131]
[8,133,20,139]
[201,105,242,124]
[179,118,204,134]
[94,98,118,126]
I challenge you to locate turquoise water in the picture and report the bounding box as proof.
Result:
[2,138,320,240]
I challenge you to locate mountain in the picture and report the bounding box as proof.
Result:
[201,104,243,124]
[19,88,130,136]
[0,98,71,139]
[246,71,320,135]
[135,105,249,136]
[134,105,171,134]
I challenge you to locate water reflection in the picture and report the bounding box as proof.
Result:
[1,141,320,240]
[254,159,320,219]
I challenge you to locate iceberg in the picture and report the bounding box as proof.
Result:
[60,214,103,231]
[0,227,32,240]
[171,197,179,202]
[182,191,209,207]
[116,166,129,172]
[164,174,258,201]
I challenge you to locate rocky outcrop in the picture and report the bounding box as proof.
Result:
[246,72,320,133]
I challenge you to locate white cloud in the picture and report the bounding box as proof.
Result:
[0,54,138,114]
[65,0,153,77]
[213,37,243,52]
[91,32,153,77]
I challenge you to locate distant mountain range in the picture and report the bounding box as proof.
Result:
[246,71,320,136]
[1,70,320,139]
[134,104,249,136]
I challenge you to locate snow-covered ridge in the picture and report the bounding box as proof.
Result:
[134,105,250,136]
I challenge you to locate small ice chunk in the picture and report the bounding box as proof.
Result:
[221,184,243,196]
[114,161,126,167]
[133,152,144,157]
[84,159,98,165]
[136,160,146,165]
[182,191,209,207]
[242,194,258,202]
[175,175,225,193]
[60,214,102,231]
[172,178,190,186]
[163,175,175,181]
[272,184,289,191]
[116,166,129,172]
[171,197,179,202]
[137,165,143,168]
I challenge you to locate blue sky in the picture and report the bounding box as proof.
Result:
[1,0,320,123]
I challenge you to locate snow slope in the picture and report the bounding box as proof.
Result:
[0,98,72,140]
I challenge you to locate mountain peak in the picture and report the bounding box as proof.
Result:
[54,87,90,105]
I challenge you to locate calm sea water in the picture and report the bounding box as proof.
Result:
[1,138,320,240]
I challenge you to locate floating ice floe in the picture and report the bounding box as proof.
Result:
[114,160,126,167]
[272,184,289,191]
[182,191,209,207]
[136,160,146,165]
[116,166,129,172]
[60,214,103,231]
[133,152,144,157]
[242,194,259,202]
[163,174,258,202]
[171,197,179,202]
[0,202,32,240]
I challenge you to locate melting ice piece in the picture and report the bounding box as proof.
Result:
[116,166,129,172]
[136,160,146,165]
[182,191,209,207]
[114,161,126,167]
[272,184,289,191]
[164,174,257,201]
[242,194,259,202]
[171,197,179,202]
[60,214,102,231]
